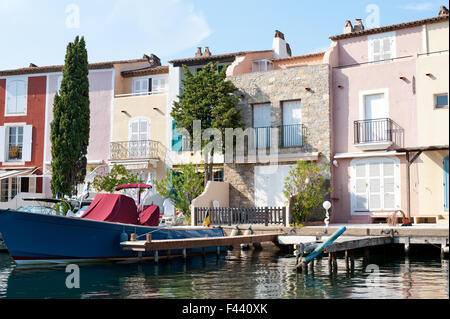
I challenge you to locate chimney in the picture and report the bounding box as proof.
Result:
[203,47,212,57]
[438,5,449,16]
[29,63,38,68]
[272,30,291,59]
[343,20,354,34]
[353,19,365,32]
[274,30,285,40]
[144,54,161,66]
[195,47,203,57]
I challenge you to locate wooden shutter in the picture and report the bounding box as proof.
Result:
[22,125,33,162]
[6,80,16,114]
[0,126,5,162]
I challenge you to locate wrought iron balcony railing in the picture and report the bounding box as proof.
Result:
[354,118,393,144]
[110,140,162,160]
[254,124,305,149]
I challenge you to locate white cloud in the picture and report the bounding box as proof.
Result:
[400,2,434,11]
[105,0,212,56]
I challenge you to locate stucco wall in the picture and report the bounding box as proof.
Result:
[45,70,114,166]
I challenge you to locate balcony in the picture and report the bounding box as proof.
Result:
[254,124,305,149]
[110,140,163,161]
[354,118,394,151]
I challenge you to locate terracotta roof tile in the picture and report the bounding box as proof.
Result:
[274,51,325,62]
[0,57,149,76]
[330,14,449,41]
[121,65,169,77]
[169,50,273,66]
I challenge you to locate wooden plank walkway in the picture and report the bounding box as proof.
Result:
[325,236,393,253]
[121,233,281,252]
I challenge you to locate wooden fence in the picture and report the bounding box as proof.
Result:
[194,207,286,226]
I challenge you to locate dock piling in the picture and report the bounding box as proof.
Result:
[154,250,159,264]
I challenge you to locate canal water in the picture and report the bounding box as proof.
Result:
[0,247,448,299]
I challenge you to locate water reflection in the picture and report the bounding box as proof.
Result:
[0,248,448,299]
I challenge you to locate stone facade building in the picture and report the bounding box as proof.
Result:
[225,64,332,208]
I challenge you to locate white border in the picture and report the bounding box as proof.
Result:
[358,88,389,120]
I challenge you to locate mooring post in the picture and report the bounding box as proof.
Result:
[216,246,221,258]
[183,248,187,261]
[130,233,137,242]
[364,247,370,262]
[328,252,332,267]
[202,247,206,258]
[332,253,337,270]
[309,259,314,273]
[301,261,308,274]
[345,250,350,271]
[404,237,410,255]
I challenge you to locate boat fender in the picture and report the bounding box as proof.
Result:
[120,232,129,243]
[228,226,239,250]
[241,226,253,250]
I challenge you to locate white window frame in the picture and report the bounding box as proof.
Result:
[350,157,401,215]
[4,76,28,117]
[358,88,390,120]
[0,123,32,164]
[132,74,168,96]
[252,60,274,73]
[368,31,396,64]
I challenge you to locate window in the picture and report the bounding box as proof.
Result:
[253,103,271,149]
[5,78,27,116]
[351,157,401,213]
[172,120,182,151]
[0,177,18,202]
[0,125,32,163]
[132,78,149,95]
[252,60,274,72]
[152,78,167,93]
[128,118,150,158]
[213,168,224,182]
[435,94,448,108]
[8,126,24,161]
[369,32,396,63]
[282,100,302,147]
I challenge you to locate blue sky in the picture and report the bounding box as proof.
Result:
[0,0,448,70]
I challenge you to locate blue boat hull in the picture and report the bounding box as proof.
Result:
[0,209,225,265]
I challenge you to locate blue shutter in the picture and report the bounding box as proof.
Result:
[172,120,182,151]
[444,156,449,211]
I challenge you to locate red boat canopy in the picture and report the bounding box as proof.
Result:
[81,194,139,225]
[115,184,152,191]
[139,206,160,227]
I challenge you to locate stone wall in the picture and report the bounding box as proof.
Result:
[225,64,332,207]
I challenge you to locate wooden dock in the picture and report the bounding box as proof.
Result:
[121,233,281,252]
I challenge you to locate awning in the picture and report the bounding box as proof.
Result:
[0,168,35,180]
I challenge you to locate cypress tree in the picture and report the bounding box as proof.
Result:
[50,36,90,197]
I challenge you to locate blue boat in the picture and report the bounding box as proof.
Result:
[0,190,224,266]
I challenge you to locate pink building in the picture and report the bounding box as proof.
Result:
[325,12,449,223]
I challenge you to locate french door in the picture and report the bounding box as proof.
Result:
[351,157,400,213]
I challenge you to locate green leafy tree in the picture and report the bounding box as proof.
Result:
[50,36,90,197]
[92,165,140,193]
[171,63,243,183]
[283,161,332,225]
[154,164,205,218]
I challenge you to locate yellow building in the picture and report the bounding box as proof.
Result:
[414,18,449,223]
[110,55,169,182]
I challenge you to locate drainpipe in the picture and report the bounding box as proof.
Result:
[406,152,411,220]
